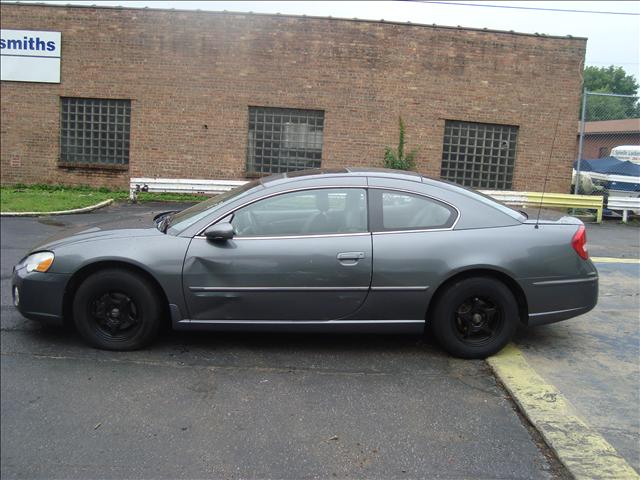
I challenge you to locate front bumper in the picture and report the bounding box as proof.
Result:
[12,266,70,327]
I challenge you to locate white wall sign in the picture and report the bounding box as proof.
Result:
[0,29,61,83]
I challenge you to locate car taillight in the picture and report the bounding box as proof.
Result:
[571,225,588,260]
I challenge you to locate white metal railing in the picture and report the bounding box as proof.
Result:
[479,190,528,204]
[129,177,248,201]
[606,195,640,223]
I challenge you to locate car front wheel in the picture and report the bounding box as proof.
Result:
[431,276,518,359]
[73,269,162,350]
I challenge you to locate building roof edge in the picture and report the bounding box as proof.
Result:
[1,1,588,41]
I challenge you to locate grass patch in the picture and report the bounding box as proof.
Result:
[133,191,208,203]
[1,184,207,212]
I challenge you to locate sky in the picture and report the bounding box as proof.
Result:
[5,1,640,81]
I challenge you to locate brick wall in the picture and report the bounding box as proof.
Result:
[1,4,586,192]
[582,133,640,159]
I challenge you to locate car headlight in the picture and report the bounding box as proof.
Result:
[18,252,55,273]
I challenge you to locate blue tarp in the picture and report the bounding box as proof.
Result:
[574,157,640,177]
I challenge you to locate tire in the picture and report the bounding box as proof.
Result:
[431,276,518,359]
[72,268,163,351]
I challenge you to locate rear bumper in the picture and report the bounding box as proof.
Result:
[524,274,599,327]
[527,304,597,327]
[11,267,70,327]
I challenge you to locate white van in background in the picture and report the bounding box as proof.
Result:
[611,145,640,164]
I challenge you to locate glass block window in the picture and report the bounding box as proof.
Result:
[247,107,324,175]
[440,120,518,190]
[60,98,131,166]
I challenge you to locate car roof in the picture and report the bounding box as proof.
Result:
[256,168,508,205]
[176,167,526,237]
[259,167,424,186]
[255,168,527,225]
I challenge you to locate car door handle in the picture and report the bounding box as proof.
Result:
[337,252,365,263]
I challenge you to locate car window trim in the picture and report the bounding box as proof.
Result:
[194,184,461,238]
[192,232,371,241]
[368,187,461,233]
[195,185,369,238]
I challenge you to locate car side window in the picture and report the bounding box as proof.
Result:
[374,190,456,231]
[231,188,367,237]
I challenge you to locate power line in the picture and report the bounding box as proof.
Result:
[402,1,640,16]
[587,61,640,66]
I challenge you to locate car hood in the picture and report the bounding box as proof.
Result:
[31,211,166,252]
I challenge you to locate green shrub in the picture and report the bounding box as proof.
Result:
[383,116,419,171]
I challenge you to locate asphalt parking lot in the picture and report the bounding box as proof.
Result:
[1,202,638,479]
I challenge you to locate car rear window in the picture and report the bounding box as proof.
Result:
[371,190,457,231]
[423,177,527,222]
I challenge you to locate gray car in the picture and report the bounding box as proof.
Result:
[12,168,598,358]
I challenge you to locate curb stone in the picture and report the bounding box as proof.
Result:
[488,344,639,480]
[0,199,114,217]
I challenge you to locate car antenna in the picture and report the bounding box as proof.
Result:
[535,111,562,229]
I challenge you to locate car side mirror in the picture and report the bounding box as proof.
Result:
[204,222,235,241]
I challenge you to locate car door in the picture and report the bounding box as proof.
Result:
[182,187,372,321]
[365,187,460,320]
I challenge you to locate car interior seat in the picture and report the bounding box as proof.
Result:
[303,191,331,234]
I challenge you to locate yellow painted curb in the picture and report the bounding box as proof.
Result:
[488,344,639,480]
[591,257,640,264]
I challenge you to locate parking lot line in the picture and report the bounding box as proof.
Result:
[591,256,640,264]
[488,344,639,480]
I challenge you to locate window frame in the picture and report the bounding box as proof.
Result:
[58,97,131,170]
[368,188,460,233]
[246,106,325,177]
[440,120,518,190]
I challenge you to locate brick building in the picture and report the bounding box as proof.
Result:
[1,3,586,192]
[579,119,640,159]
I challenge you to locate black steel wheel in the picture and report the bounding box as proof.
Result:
[89,291,142,343]
[73,269,162,350]
[453,296,504,346]
[431,277,518,359]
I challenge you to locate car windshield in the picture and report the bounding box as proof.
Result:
[166,180,262,234]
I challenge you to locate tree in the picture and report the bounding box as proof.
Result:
[584,66,638,96]
[582,66,640,120]
[384,117,419,171]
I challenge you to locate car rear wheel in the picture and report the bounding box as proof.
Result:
[431,277,518,359]
[72,269,162,350]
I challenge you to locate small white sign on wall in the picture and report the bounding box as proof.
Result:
[1,29,61,83]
